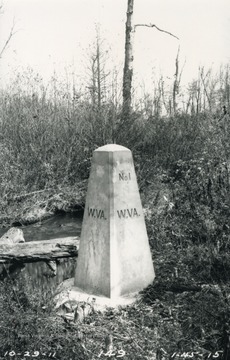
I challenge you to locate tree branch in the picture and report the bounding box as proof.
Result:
[134,23,179,40]
[0,18,17,59]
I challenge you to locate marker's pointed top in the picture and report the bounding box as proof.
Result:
[95,144,130,152]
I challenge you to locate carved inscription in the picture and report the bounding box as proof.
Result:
[88,207,106,220]
[119,172,131,181]
[117,208,140,219]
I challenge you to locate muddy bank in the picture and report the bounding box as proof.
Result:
[0,181,87,229]
[0,212,83,241]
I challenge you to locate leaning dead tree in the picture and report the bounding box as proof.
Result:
[122,0,179,121]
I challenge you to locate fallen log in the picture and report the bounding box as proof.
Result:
[0,236,79,263]
[0,237,80,290]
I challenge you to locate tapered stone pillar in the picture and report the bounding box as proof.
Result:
[74,144,155,300]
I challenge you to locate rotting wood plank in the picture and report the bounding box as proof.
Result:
[0,236,79,263]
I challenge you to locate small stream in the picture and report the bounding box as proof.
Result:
[0,212,83,242]
[0,212,83,292]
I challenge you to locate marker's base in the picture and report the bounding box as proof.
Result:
[54,278,140,311]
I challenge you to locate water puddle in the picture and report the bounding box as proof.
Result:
[0,212,83,242]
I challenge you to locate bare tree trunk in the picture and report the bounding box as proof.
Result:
[122,0,134,121]
[91,58,97,109]
[96,35,102,110]
[200,67,212,112]
[225,66,230,110]
[173,47,180,115]
[172,46,184,115]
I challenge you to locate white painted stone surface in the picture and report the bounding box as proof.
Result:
[74,144,155,300]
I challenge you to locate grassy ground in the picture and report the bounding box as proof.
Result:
[0,246,229,360]
[0,168,230,359]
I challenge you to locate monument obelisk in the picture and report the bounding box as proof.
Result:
[74,144,155,301]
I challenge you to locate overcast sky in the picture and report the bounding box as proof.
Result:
[0,0,230,92]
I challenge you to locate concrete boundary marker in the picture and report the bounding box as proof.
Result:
[73,144,155,306]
